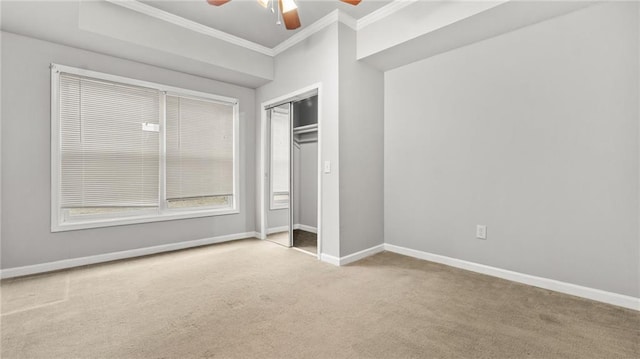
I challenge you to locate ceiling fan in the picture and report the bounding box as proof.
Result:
[206,0,362,30]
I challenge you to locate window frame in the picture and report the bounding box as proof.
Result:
[51,63,240,232]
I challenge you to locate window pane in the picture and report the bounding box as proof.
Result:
[59,74,160,214]
[166,96,234,208]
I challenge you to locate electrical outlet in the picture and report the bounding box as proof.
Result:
[476,225,487,240]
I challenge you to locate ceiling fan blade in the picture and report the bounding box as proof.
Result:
[207,0,230,6]
[279,0,301,30]
[340,0,362,5]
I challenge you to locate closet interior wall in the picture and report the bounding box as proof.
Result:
[293,96,319,237]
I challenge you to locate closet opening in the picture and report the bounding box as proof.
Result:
[291,95,318,255]
[260,85,321,258]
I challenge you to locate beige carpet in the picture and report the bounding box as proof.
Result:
[1,239,638,358]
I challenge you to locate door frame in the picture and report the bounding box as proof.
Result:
[259,83,323,259]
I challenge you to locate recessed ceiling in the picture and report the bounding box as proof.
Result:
[142,0,392,48]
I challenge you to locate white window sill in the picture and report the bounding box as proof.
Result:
[51,208,240,232]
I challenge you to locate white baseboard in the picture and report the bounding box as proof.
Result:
[340,244,385,265]
[0,231,259,279]
[293,224,317,234]
[320,253,340,266]
[320,244,385,266]
[266,226,289,235]
[384,243,640,311]
[263,224,317,237]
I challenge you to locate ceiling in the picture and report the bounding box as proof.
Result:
[142,0,392,48]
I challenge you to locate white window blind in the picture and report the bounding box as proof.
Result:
[59,74,160,211]
[52,64,239,232]
[270,107,290,207]
[166,95,234,202]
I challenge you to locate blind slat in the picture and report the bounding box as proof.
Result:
[166,96,234,200]
[59,74,160,208]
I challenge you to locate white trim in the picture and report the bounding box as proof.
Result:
[0,232,259,279]
[293,224,317,234]
[320,253,340,266]
[338,11,358,31]
[50,65,61,234]
[105,0,274,56]
[53,209,241,232]
[106,1,396,58]
[51,64,239,104]
[50,64,240,232]
[384,244,640,311]
[267,226,289,235]
[315,85,323,260]
[259,83,323,260]
[272,10,341,55]
[319,244,385,266]
[339,244,385,266]
[356,0,419,30]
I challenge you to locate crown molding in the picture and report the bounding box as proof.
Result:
[356,0,419,30]
[105,0,413,58]
[338,9,358,31]
[272,10,340,55]
[272,9,357,55]
[104,0,274,56]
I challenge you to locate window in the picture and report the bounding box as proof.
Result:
[51,64,239,231]
[166,96,234,209]
[269,105,290,209]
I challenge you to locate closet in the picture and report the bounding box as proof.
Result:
[292,96,318,254]
[264,94,318,255]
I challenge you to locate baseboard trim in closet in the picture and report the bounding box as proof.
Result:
[293,224,317,233]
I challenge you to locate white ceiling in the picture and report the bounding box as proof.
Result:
[142,0,392,48]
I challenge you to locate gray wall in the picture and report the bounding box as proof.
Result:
[256,24,341,257]
[338,24,385,256]
[1,1,273,88]
[384,2,639,297]
[1,32,256,269]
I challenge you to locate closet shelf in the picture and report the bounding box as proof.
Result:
[293,123,318,134]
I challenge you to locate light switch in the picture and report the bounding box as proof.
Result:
[323,161,331,174]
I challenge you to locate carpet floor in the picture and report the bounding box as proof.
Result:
[1,239,638,358]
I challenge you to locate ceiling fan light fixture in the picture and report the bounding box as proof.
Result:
[206,0,230,6]
[280,0,298,14]
[205,0,361,30]
[278,0,301,29]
